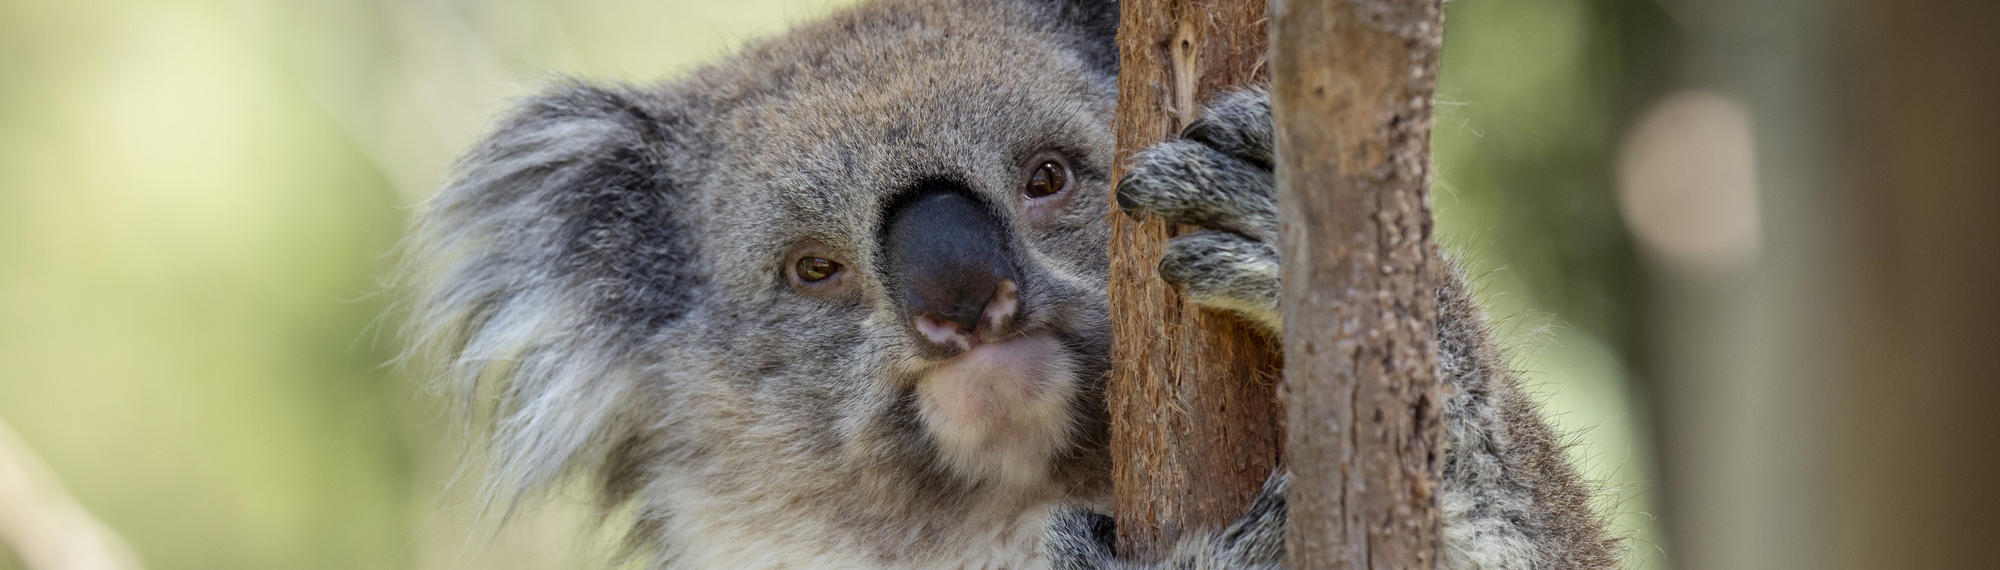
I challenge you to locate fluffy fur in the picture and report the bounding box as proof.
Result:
[404,0,1619,567]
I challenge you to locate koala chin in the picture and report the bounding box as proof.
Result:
[912,332,1080,490]
[405,0,1621,568]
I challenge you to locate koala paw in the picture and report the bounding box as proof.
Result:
[1043,471,1289,570]
[1044,509,1120,570]
[1116,89,1281,332]
[1159,231,1280,332]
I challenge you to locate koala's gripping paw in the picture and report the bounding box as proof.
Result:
[1160,231,1280,332]
[1116,89,1281,331]
[1179,89,1275,171]
[1045,509,1121,570]
[1045,472,1290,570]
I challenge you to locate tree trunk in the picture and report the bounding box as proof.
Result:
[1271,0,1448,567]
[1105,0,1281,561]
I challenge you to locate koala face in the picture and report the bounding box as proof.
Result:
[678,1,1119,491]
[407,0,1120,562]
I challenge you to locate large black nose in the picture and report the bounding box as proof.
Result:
[880,189,1021,349]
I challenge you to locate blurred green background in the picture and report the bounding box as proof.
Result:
[0,0,1784,568]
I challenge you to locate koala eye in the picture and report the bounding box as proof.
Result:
[795,256,842,282]
[1023,157,1070,199]
[783,244,858,299]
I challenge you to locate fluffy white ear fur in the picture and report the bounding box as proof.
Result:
[405,95,650,511]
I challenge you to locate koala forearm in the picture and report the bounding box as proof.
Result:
[1432,256,1622,568]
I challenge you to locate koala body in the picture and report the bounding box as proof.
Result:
[406,0,1619,567]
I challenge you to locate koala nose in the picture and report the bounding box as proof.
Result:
[880,189,1022,353]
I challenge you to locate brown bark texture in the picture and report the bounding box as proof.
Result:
[1272,0,1448,567]
[1105,0,1282,561]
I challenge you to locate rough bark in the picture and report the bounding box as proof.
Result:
[1105,0,1281,561]
[1271,0,1448,567]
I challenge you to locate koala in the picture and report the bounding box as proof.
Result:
[404,0,1621,568]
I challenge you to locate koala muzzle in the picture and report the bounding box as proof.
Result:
[881,189,1023,354]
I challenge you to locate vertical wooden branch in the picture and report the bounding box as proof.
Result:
[1273,0,1448,567]
[1106,0,1281,560]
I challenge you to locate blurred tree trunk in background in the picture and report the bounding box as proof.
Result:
[1653,0,2000,568]
[1105,0,1280,561]
[1821,0,2000,566]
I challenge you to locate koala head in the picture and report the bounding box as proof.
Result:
[406,0,1121,558]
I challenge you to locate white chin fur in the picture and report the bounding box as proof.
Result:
[914,334,1077,489]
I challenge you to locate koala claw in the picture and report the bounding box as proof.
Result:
[1180,89,1275,170]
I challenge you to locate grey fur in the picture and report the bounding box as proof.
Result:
[1181,90,1276,170]
[1048,473,1290,570]
[404,0,1618,567]
[1117,139,1278,243]
[1158,230,1282,331]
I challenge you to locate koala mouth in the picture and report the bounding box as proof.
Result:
[913,332,1079,489]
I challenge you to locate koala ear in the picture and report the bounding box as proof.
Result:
[405,80,700,507]
[1025,0,1120,78]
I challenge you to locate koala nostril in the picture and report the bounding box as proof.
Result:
[915,313,972,352]
[978,279,1019,341]
[909,279,1020,353]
